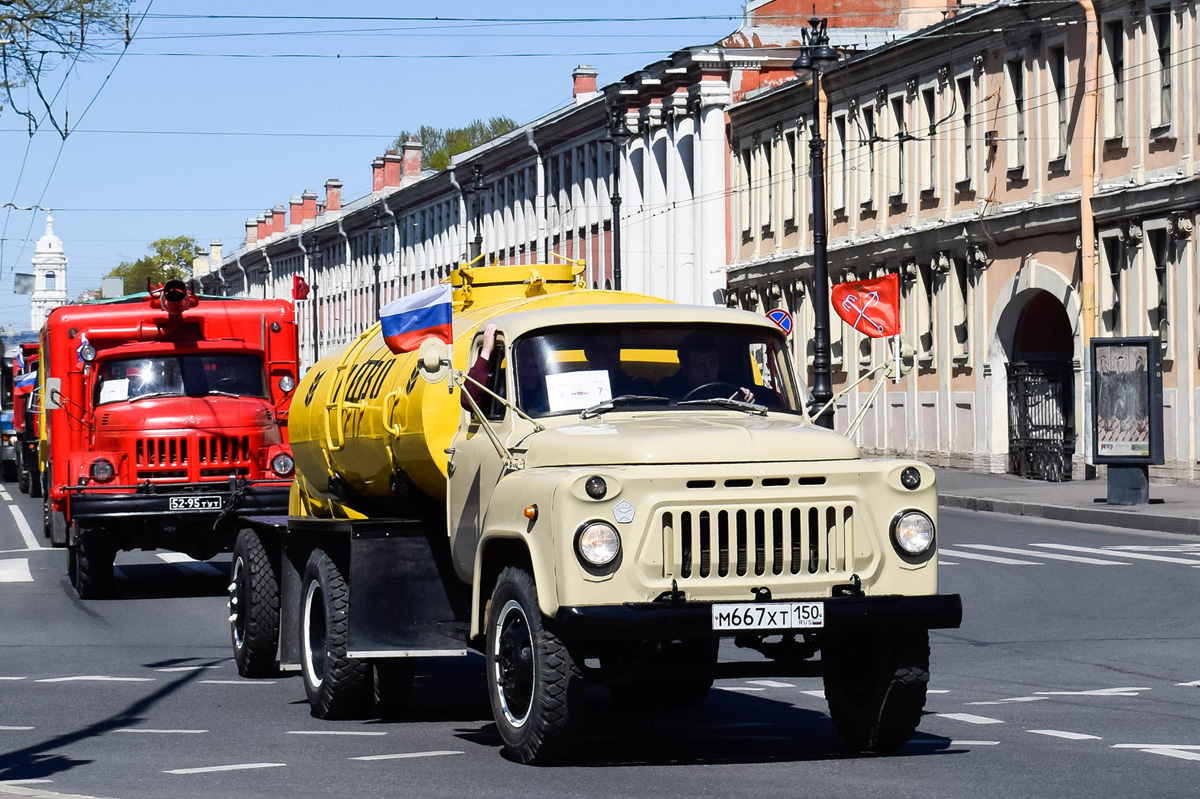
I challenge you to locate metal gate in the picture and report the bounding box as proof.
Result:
[1007,360,1075,481]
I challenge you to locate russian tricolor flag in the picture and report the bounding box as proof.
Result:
[379,284,454,354]
[14,371,35,396]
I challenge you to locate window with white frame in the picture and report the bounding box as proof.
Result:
[859,105,876,209]
[920,86,937,194]
[916,260,934,362]
[761,138,774,232]
[951,256,970,361]
[740,146,753,237]
[1100,234,1124,335]
[832,114,847,212]
[1149,227,1172,358]
[1150,6,1172,131]
[1005,57,1026,173]
[1102,20,1125,141]
[1048,44,1069,163]
[955,74,974,188]
[887,95,906,202]
[785,130,797,224]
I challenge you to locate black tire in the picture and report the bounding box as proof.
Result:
[72,526,115,600]
[372,659,416,719]
[486,566,583,765]
[300,548,370,719]
[230,529,280,678]
[29,467,42,499]
[822,631,930,753]
[17,457,29,494]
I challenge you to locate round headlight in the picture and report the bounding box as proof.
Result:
[577,521,620,566]
[271,453,295,477]
[892,511,935,555]
[279,375,296,393]
[584,475,607,500]
[79,344,97,362]
[900,466,922,490]
[90,459,115,483]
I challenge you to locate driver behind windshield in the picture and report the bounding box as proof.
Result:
[656,333,754,403]
[583,333,653,397]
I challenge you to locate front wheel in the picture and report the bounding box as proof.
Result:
[822,631,930,753]
[486,566,583,765]
[71,525,115,599]
[300,549,369,719]
[230,529,280,678]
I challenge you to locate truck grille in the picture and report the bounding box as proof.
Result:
[662,504,855,581]
[134,435,253,481]
[136,437,187,467]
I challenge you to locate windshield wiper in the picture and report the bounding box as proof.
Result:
[580,394,670,419]
[677,397,767,415]
[204,390,242,398]
[128,391,179,403]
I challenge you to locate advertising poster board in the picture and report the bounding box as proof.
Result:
[1090,337,1163,465]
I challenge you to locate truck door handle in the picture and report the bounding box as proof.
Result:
[444,447,455,475]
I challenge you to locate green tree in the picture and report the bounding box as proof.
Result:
[106,236,196,293]
[394,117,519,172]
[1,1,129,134]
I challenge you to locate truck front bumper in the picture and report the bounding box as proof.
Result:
[554,593,962,641]
[68,480,291,521]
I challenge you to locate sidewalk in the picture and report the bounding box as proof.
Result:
[933,467,1200,536]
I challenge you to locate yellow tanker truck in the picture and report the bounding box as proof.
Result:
[228,261,961,764]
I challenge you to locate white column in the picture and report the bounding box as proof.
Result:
[647,105,668,299]
[624,120,646,293]
[698,82,731,304]
[674,109,696,304]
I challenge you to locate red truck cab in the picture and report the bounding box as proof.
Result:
[41,281,299,598]
[12,342,42,497]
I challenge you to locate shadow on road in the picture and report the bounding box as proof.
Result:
[0,658,224,783]
[110,562,231,600]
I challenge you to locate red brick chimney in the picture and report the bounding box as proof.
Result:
[301,189,318,222]
[245,218,258,247]
[572,65,598,104]
[401,137,422,184]
[372,156,385,192]
[383,149,403,188]
[272,205,287,235]
[289,196,304,227]
[256,214,268,241]
[324,178,343,213]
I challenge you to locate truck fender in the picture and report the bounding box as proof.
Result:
[469,523,561,641]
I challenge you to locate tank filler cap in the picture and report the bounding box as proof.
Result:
[418,338,451,384]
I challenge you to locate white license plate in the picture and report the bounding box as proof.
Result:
[168,495,223,511]
[711,602,825,631]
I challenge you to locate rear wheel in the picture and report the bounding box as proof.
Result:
[486,566,583,765]
[29,465,41,498]
[230,529,280,678]
[822,631,930,753]
[71,525,115,600]
[300,549,369,719]
[17,457,29,494]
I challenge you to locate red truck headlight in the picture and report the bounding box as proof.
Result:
[89,459,116,483]
[271,452,294,477]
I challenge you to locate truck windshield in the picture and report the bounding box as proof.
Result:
[93,354,268,406]
[512,324,805,417]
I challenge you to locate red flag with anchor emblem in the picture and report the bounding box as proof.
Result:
[292,273,310,300]
[831,273,900,338]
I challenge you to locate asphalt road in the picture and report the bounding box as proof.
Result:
[1,483,1199,799]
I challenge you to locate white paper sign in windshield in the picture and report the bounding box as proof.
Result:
[99,378,130,404]
[545,370,612,413]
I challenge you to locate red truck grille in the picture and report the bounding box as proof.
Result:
[134,435,253,480]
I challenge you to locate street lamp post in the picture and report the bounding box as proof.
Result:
[371,206,385,319]
[471,165,485,261]
[308,233,321,363]
[604,105,631,290]
[792,16,841,430]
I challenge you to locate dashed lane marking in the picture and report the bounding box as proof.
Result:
[928,690,951,694]
[165,763,286,775]
[913,739,1000,746]
[1177,680,1200,687]
[0,726,34,731]
[799,689,825,699]
[117,728,208,734]
[0,678,26,681]
[286,730,387,736]
[968,697,1048,705]
[4,503,41,551]
[716,686,764,693]
[747,680,794,688]
[198,679,275,685]
[1028,729,1102,740]
[1035,687,1149,697]
[959,544,1129,566]
[937,713,1005,725]
[1139,748,1200,762]
[155,553,225,577]
[939,560,959,566]
[938,548,1042,566]
[1032,544,1200,566]
[349,751,464,761]
[0,487,11,500]
[35,676,155,683]
[155,666,222,673]
[0,559,34,583]
[1111,744,1200,750]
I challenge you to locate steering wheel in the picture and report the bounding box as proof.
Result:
[680,381,742,402]
[213,377,244,393]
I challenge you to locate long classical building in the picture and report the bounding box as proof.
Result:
[198,0,1200,482]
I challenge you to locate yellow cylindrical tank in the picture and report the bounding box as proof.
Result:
[287,262,669,518]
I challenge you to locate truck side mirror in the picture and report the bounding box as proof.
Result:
[43,377,61,410]
[418,338,451,384]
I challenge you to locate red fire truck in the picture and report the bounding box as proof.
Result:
[41,281,299,598]
[13,342,42,498]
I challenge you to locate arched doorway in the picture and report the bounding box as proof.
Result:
[1006,290,1075,481]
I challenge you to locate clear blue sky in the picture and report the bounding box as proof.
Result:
[0,0,748,332]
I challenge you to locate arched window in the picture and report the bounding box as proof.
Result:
[45,272,56,291]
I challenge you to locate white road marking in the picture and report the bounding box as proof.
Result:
[938,560,959,566]
[286,730,387,737]
[928,690,950,694]
[349,751,463,761]
[1141,748,1200,762]
[1111,744,1200,750]
[155,666,221,673]
[199,679,275,685]
[717,686,764,692]
[35,676,155,683]
[1105,544,1200,554]
[1176,680,1200,687]
[0,726,34,731]
[0,487,11,500]
[799,689,826,699]
[959,544,1129,566]
[1028,729,1102,740]
[1035,687,1148,697]
[1033,544,1200,566]
[0,677,27,681]
[0,779,53,784]
[951,740,1000,746]
[117,728,208,734]
[968,697,1047,705]
[747,680,794,688]
[938,548,1043,566]
[165,762,286,775]
[156,553,224,577]
[5,503,40,551]
[937,713,1005,725]
[0,560,33,583]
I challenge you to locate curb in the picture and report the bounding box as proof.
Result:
[938,493,1200,537]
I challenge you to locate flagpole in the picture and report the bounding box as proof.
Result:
[892,333,900,384]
